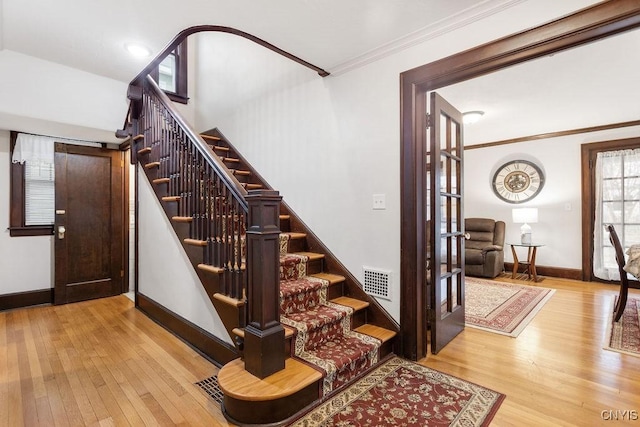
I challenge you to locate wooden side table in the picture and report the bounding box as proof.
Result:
[509,243,544,282]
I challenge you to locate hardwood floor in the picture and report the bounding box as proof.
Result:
[1,277,638,426]
[421,276,640,426]
[0,295,228,426]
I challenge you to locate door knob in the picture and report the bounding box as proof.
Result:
[58,226,66,239]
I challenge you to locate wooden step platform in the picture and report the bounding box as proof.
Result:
[218,358,322,425]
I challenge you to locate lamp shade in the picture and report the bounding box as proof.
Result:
[512,207,538,224]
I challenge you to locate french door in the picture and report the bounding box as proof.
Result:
[427,92,465,354]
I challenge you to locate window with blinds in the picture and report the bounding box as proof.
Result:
[24,159,55,226]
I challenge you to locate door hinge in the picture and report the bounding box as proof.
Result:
[121,160,125,167]
[426,113,431,129]
[121,269,125,277]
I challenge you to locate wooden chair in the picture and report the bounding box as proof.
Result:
[607,224,629,322]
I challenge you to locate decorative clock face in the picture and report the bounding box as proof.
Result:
[492,160,545,204]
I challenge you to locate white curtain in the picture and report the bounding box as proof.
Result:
[11,133,55,164]
[593,148,640,280]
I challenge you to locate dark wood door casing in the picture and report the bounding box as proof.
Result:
[400,1,640,360]
[54,143,125,305]
[581,137,640,282]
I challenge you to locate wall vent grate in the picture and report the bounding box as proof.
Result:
[363,267,391,300]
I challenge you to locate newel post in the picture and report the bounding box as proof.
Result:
[243,189,285,378]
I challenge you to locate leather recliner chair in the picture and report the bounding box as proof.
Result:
[464,218,505,278]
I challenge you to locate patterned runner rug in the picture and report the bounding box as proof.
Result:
[465,277,555,337]
[289,356,504,427]
[604,296,640,357]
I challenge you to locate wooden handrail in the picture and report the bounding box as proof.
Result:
[130,25,329,88]
[144,75,249,208]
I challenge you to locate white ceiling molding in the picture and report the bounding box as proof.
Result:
[328,0,525,76]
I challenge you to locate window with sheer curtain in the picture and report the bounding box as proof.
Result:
[593,148,640,280]
[11,133,56,230]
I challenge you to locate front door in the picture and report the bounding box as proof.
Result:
[54,143,125,304]
[428,92,465,354]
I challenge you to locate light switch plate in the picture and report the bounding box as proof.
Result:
[373,194,386,210]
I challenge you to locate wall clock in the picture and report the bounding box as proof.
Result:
[491,160,545,204]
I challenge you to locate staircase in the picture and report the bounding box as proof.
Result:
[131,78,398,425]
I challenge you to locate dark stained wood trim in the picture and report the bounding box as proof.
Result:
[130,25,329,88]
[122,149,130,295]
[137,293,238,367]
[400,0,640,361]
[466,120,640,150]
[580,136,640,282]
[0,288,53,311]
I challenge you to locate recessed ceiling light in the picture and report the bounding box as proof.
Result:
[462,111,484,124]
[125,42,151,58]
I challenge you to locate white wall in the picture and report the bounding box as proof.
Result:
[192,0,600,321]
[137,166,232,343]
[465,125,640,269]
[0,130,53,294]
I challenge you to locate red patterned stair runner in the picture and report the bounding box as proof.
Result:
[278,235,381,396]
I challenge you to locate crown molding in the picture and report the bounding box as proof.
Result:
[328,0,526,76]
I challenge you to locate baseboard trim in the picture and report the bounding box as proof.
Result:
[136,293,238,367]
[0,288,53,311]
[504,263,582,281]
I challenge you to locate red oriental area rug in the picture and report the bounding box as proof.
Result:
[465,277,555,337]
[289,356,504,427]
[604,297,640,357]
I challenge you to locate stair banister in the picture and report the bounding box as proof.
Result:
[129,25,329,91]
[142,76,249,205]
[120,25,331,380]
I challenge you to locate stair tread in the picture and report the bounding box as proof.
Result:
[291,252,324,261]
[354,324,397,343]
[197,263,223,274]
[184,238,207,247]
[231,169,251,176]
[172,216,192,223]
[243,183,262,189]
[213,293,244,307]
[200,134,221,141]
[138,147,152,155]
[218,358,322,401]
[162,196,180,202]
[144,161,160,169]
[153,177,170,184]
[282,232,306,240]
[308,273,345,285]
[212,145,230,151]
[279,215,291,220]
[133,134,144,141]
[330,296,369,311]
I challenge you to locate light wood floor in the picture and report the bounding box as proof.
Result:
[0,277,639,426]
[422,276,640,426]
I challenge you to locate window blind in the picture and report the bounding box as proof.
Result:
[24,159,55,226]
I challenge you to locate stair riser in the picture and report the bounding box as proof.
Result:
[287,238,305,253]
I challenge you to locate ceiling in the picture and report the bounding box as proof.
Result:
[1,0,518,84]
[1,0,637,145]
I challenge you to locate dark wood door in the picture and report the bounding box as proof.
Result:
[428,92,465,354]
[54,143,125,305]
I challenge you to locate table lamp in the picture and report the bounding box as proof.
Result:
[512,208,538,245]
